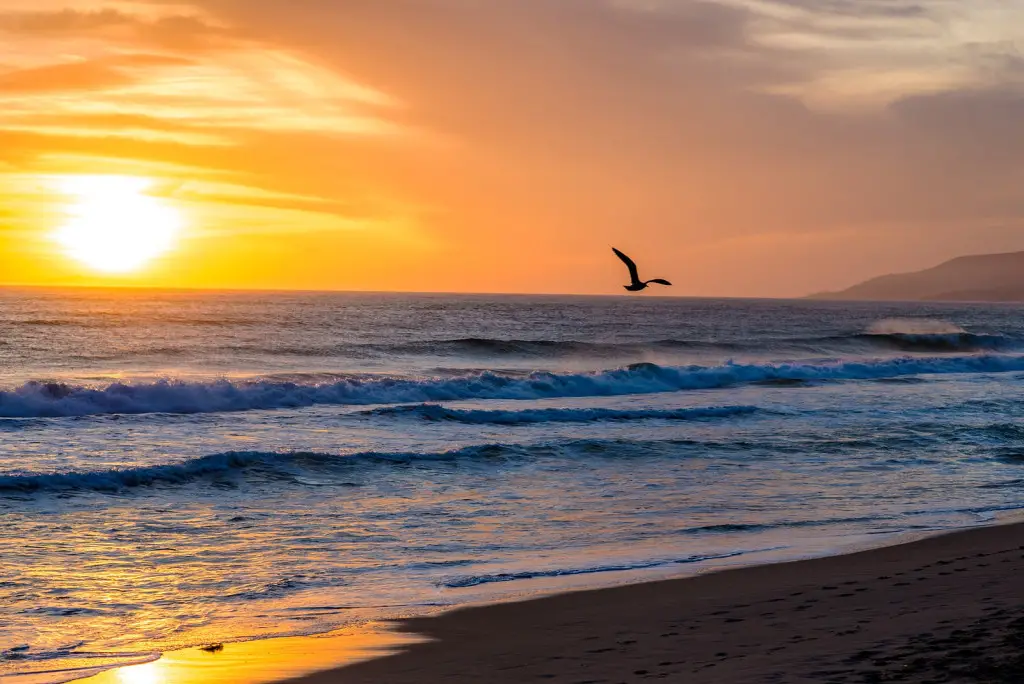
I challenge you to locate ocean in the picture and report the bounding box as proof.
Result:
[3,289,1024,681]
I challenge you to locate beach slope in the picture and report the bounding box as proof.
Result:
[287,523,1024,683]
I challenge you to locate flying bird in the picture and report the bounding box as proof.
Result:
[612,247,672,292]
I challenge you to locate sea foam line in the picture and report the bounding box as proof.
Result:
[3,354,1023,418]
[441,550,752,588]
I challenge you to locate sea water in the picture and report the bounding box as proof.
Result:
[3,290,1024,681]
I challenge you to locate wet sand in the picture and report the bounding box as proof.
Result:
[283,522,1024,683]
[79,627,419,684]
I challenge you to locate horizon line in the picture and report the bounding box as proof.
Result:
[0,281,802,301]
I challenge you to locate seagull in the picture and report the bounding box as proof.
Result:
[612,247,672,292]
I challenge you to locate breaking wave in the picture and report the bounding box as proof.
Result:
[841,332,1014,353]
[4,354,1024,418]
[844,318,1016,352]
[362,404,760,425]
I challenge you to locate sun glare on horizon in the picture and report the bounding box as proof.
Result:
[54,176,183,274]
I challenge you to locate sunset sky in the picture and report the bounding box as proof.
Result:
[1,0,1023,296]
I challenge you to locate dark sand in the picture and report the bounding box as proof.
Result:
[285,523,1024,684]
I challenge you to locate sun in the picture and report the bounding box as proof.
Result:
[54,175,183,274]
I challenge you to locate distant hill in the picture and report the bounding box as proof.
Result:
[809,251,1024,302]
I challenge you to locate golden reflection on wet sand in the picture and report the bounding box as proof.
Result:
[82,625,419,684]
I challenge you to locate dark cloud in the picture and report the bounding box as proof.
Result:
[761,0,932,19]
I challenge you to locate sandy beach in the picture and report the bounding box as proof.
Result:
[268,522,1024,684]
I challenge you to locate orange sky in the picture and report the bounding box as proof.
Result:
[1,0,1023,296]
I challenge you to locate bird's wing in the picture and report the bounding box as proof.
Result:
[647,279,672,286]
[612,247,641,284]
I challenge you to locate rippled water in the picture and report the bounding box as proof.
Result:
[3,290,1024,681]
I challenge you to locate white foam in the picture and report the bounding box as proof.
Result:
[3,353,1023,418]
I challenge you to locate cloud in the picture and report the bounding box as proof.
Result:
[0,54,192,93]
[0,59,132,93]
[0,8,132,32]
[0,7,229,50]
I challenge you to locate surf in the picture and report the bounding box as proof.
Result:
[5,353,1024,418]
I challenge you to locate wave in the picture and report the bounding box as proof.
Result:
[680,515,884,535]
[743,331,1018,354]
[0,443,600,493]
[351,331,1020,357]
[847,318,1018,353]
[6,436,800,494]
[842,332,1015,353]
[325,337,733,359]
[401,337,736,355]
[441,550,751,588]
[0,451,274,493]
[268,332,1021,357]
[362,404,760,425]
[210,337,740,359]
[5,354,1024,418]
[398,338,632,356]
[0,648,158,675]
[0,421,1003,494]
[34,332,1020,362]
[0,442,640,494]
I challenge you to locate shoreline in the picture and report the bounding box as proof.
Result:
[77,519,1024,684]
[294,520,1024,683]
[77,625,421,684]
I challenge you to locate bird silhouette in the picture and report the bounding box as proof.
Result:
[612,247,672,292]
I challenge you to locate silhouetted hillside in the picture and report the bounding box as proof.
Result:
[810,252,1024,302]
